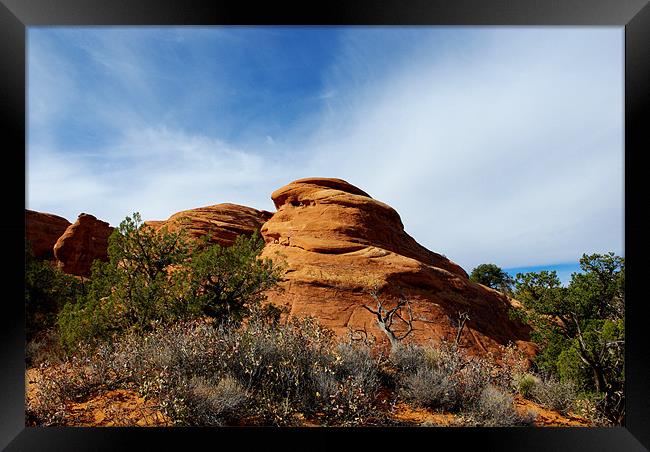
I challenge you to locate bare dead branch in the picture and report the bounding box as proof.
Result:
[394,300,415,341]
[363,292,416,350]
[454,311,470,348]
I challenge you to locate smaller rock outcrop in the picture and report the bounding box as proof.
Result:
[25,209,71,259]
[145,203,272,247]
[54,214,114,277]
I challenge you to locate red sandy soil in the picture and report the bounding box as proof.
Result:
[25,368,170,427]
[388,396,591,427]
[513,395,591,427]
[62,389,171,427]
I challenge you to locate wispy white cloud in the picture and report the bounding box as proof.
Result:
[28,125,292,224]
[299,28,624,269]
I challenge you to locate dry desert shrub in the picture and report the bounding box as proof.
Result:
[392,341,490,412]
[530,376,578,415]
[26,328,67,367]
[221,317,381,425]
[31,316,385,426]
[390,340,538,426]
[399,365,459,411]
[30,316,576,428]
[180,375,249,425]
[26,342,121,425]
[389,342,429,373]
[467,385,536,427]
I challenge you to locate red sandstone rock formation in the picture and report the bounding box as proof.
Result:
[261,177,534,358]
[25,210,71,260]
[53,214,114,277]
[145,203,272,247]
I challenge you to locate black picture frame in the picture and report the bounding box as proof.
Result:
[2,0,648,450]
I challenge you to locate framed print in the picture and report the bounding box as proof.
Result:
[2,0,648,450]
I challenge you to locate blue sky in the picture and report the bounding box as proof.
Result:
[504,263,586,287]
[26,27,624,278]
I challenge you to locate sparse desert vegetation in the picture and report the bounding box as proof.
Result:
[27,309,600,427]
[25,180,624,427]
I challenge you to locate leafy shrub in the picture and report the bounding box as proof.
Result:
[57,214,283,352]
[185,231,283,323]
[25,242,83,344]
[556,345,591,390]
[57,214,194,351]
[514,373,540,399]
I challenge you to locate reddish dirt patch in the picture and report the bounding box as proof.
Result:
[26,368,170,427]
[64,389,171,427]
[514,395,591,427]
[390,397,591,427]
[390,402,459,426]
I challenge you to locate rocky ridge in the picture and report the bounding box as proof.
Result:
[260,178,534,357]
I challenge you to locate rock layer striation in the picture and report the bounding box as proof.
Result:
[145,203,272,247]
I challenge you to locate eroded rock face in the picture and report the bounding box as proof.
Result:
[261,178,534,358]
[54,214,114,277]
[145,203,272,247]
[25,210,71,260]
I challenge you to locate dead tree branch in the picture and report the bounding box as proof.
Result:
[362,291,415,351]
[454,311,470,348]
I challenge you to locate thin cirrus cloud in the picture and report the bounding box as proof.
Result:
[26,27,623,275]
